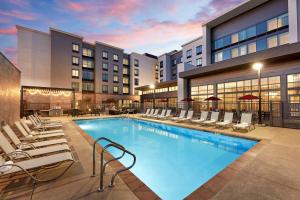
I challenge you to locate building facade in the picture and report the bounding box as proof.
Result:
[17,26,158,108]
[158,50,182,82]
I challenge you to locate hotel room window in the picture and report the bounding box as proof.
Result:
[231,33,239,44]
[102,85,108,93]
[186,49,192,58]
[72,43,79,52]
[267,17,278,31]
[83,59,94,68]
[278,13,288,28]
[160,61,163,68]
[102,51,108,59]
[246,26,256,38]
[248,42,257,54]
[71,82,80,92]
[113,75,119,83]
[113,54,118,61]
[83,48,93,57]
[267,35,278,48]
[223,36,231,47]
[196,58,202,67]
[113,86,118,94]
[279,32,289,45]
[72,56,79,65]
[257,38,267,51]
[134,78,139,86]
[82,82,94,91]
[113,65,118,72]
[214,52,223,62]
[155,73,159,79]
[256,21,267,35]
[160,70,163,77]
[134,69,139,76]
[231,48,238,58]
[187,61,192,65]
[172,59,176,65]
[102,73,108,82]
[214,39,223,50]
[196,45,202,55]
[239,45,247,56]
[134,59,139,67]
[123,58,129,65]
[123,77,129,84]
[72,69,79,78]
[223,49,231,60]
[102,63,108,71]
[123,87,129,94]
[82,70,94,80]
[155,64,159,71]
[123,67,129,75]
[238,30,247,41]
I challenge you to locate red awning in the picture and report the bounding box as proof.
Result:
[239,94,259,100]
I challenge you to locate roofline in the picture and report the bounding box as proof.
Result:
[203,0,269,28]
[135,80,177,91]
[16,25,49,36]
[49,27,83,39]
[181,36,203,47]
[95,41,124,51]
[0,51,21,72]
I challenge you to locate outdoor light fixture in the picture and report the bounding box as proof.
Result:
[253,62,263,125]
[149,84,155,89]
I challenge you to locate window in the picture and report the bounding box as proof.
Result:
[72,43,79,52]
[231,33,239,44]
[160,70,163,77]
[196,45,202,55]
[214,52,223,62]
[186,49,192,58]
[113,86,118,94]
[123,58,129,65]
[155,73,159,79]
[239,45,247,56]
[248,42,256,54]
[72,82,80,92]
[102,73,108,82]
[288,73,300,88]
[82,70,94,80]
[72,69,79,78]
[246,26,256,38]
[231,48,238,58]
[155,65,159,71]
[123,86,129,94]
[134,78,139,86]
[113,75,119,83]
[267,17,278,31]
[223,49,231,60]
[113,65,118,72]
[83,48,93,57]
[83,59,94,68]
[267,35,278,48]
[134,59,139,67]
[187,61,192,65]
[123,67,129,75]
[257,21,267,35]
[113,54,118,61]
[223,36,231,47]
[279,32,289,45]
[102,85,108,93]
[123,77,129,84]
[72,56,79,65]
[102,51,108,59]
[134,69,139,76]
[82,82,94,91]
[238,30,247,41]
[196,58,202,66]
[102,63,108,71]
[257,38,267,51]
[278,13,289,28]
[214,39,223,50]
[172,59,176,65]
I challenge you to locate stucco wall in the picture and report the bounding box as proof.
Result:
[0,52,21,125]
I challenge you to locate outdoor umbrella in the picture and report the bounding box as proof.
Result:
[160,99,168,102]
[204,96,221,101]
[181,97,195,102]
[238,94,259,100]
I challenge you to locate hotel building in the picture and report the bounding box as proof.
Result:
[17,26,158,109]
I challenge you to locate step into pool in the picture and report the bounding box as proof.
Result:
[75,118,257,200]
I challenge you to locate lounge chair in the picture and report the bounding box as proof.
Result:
[3,125,68,149]
[15,121,65,140]
[171,110,187,121]
[0,153,74,184]
[144,109,155,117]
[176,110,194,122]
[233,113,254,132]
[28,115,62,130]
[216,112,234,128]
[140,109,150,117]
[20,119,63,134]
[158,109,172,119]
[156,109,166,118]
[0,131,70,160]
[202,111,219,125]
[191,111,208,123]
[148,109,159,118]
[34,113,62,124]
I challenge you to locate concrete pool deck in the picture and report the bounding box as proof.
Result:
[2,115,300,200]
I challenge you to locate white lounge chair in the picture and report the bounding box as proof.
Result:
[0,131,70,160]
[20,119,63,134]
[148,109,159,118]
[216,112,234,128]
[158,109,172,119]
[156,109,166,118]
[28,115,62,130]
[171,110,187,121]
[34,113,62,124]
[191,111,208,123]
[202,112,219,125]
[3,125,68,149]
[140,109,150,117]
[233,113,254,132]
[177,110,194,122]
[15,121,65,140]
[144,109,155,117]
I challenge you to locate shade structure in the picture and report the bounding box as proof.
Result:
[106,98,117,103]
[133,100,139,103]
[181,97,195,102]
[205,96,221,101]
[160,99,168,103]
[239,94,259,100]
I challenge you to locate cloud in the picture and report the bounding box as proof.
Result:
[8,0,30,8]
[0,10,37,20]
[0,27,17,35]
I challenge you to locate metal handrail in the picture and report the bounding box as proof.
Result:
[92,137,125,177]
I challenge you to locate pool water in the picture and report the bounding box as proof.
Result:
[75,118,257,200]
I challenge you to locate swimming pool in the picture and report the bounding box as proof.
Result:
[75,118,257,200]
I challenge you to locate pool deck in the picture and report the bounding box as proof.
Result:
[2,114,300,200]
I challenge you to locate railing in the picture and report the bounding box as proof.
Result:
[91,137,136,192]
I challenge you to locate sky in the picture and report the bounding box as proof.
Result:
[0,0,245,66]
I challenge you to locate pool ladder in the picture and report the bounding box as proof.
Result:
[91,137,136,192]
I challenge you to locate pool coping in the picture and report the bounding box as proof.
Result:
[71,116,268,200]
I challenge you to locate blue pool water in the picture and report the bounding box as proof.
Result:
[75,118,257,200]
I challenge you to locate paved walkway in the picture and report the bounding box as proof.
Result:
[2,115,300,200]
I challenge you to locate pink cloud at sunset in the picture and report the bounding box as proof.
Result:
[0,27,17,35]
[0,10,37,21]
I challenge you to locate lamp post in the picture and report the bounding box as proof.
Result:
[150,84,156,108]
[253,62,263,124]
